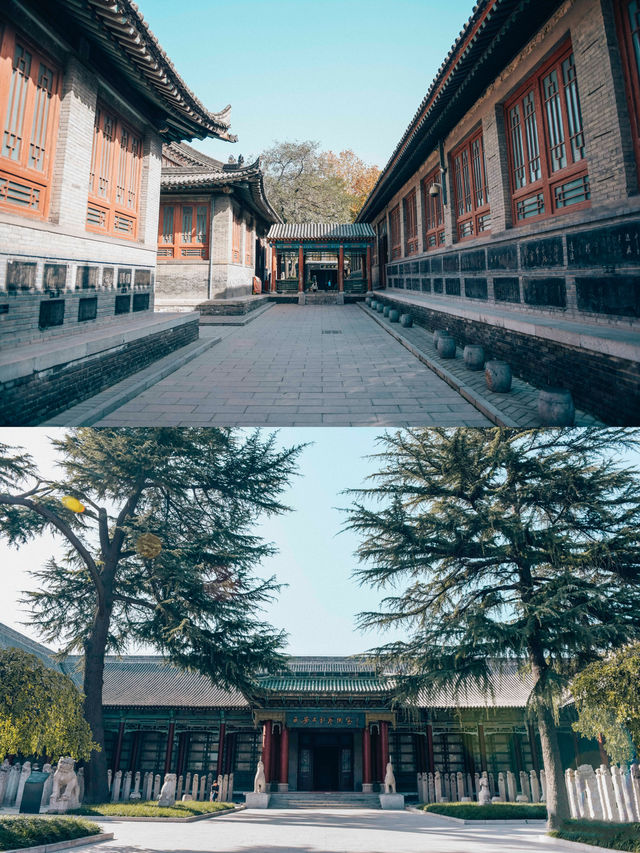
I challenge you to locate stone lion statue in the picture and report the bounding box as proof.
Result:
[384,760,396,794]
[253,759,266,793]
[158,773,176,807]
[478,776,492,805]
[49,757,80,812]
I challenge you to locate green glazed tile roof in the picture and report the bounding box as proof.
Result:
[258,675,392,693]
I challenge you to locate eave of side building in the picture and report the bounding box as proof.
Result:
[356,0,567,223]
[23,0,237,143]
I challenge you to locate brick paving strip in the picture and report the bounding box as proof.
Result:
[72,305,492,427]
[361,304,602,427]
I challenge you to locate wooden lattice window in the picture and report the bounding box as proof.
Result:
[614,0,640,183]
[0,23,61,219]
[245,215,253,266]
[505,40,589,225]
[157,201,209,258]
[451,128,490,241]
[422,167,445,250]
[389,204,401,259]
[232,207,242,263]
[87,102,142,240]
[403,188,418,255]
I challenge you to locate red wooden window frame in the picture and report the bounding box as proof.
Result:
[389,204,401,259]
[421,167,445,251]
[157,200,209,259]
[504,39,589,226]
[614,0,640,183]
[232,207,242,264]
[403,188,418,255]
[245,215,253,266]
[87,102,142,240]
[0,22,61,219]
[451,128,490,241]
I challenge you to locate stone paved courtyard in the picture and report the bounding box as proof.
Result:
[75,809,566,853]
[93,305,490,427]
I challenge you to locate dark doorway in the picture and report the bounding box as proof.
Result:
[297,731,353,791]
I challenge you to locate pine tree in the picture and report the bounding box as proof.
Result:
[0,428,302,802]
[344,428,640,829]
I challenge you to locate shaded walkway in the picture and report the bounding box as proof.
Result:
[95,305,490,426]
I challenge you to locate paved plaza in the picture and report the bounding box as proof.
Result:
[93,305,489,427]
[78,808,566,853]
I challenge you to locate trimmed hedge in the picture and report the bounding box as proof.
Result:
[550,820,640,852]
[71,800,234,818]
[420,802,547,820]
[0,816,101,851]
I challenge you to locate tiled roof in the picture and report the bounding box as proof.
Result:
[161,162,261,189]
[163,142,224,170]
[97,657,249,708]
[54,0,237,142]
[417,660,533,709]
[267,224,375,241]
[259,676,392,693]
[0,623,65,671]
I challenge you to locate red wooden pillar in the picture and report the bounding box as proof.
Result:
[163,720,175,774]
[270,727,280,783]
[426,724,435,773]
[176,731,188,778]
[270,247,277,293]
[527,723,541,774]
[338,244,344,292]
[362,727,372,790]
[262,720,273,782]
[112,720,125,772]
[366,245,372,291]
[381,721,390,773]
[279,726,289,790]
[216,723,226,778]
[478,724,488,774]
[298,246,304,292]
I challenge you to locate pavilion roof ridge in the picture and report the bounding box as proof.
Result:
[267,223,375,241]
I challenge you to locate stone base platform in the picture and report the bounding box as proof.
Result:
[379,793,405,810]
[0,312,199,425]
[245,793,271,809]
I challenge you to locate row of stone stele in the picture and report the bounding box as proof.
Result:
[365,295,576,427]
[245,758,405,810]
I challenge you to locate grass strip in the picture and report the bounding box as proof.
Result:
[549,819,640,852]
[70,800,234,818]
[0,816,102,851]
[420,802,547,820]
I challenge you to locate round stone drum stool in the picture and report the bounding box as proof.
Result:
[485,360,512,393]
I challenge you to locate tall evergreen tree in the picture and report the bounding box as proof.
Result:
[0,428,302,802]
[344,428,640,829]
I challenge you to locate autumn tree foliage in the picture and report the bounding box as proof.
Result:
[260,140,379,223]
[0,647,96,761]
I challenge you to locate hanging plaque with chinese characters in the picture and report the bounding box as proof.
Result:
[286,712,365,729]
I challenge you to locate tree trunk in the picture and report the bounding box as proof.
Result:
[536,702,572,830]
[82,605,112,804]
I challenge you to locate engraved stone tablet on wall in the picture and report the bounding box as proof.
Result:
[133,293,150,312]
[115,294,131,314]
[460,250,486,272]
[494,277,521,303]
[76,266,98,290]
[431,256,443,274]
[421,278,431,292]
[445,278,460,296]
[433,277,443,293]
[135,269,152,289]
[78,297,98,322]
[419,260,430,274]
[43,264,67,292]
[443,253,460,273]
[521,237,563,269]
[39,299,65,329]
[567,222,640,267]
[488,244,517,271]
[118,268,132,290]
[103,267,115,289]
[575,276,640,317]
[7,261,36,291]
[464,278,488,300]
[523,277,566,308]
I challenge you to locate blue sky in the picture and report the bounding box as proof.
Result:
[141,0,479,168]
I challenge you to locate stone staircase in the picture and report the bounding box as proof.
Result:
[268,791,381,809]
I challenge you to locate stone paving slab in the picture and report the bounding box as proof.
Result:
[73,808,569,853]
[363,304,602,427]
[92,305,491,427]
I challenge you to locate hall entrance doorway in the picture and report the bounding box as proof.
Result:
[298,731,354,791]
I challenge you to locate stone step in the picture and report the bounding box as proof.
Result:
[268,792,381,809]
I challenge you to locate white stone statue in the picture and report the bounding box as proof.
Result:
[158,773,177,807]
[253,760,266,793]
[0,759,11,805]
[478,776,492,805]
[384,760,396,794]
[48,757,80,813]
